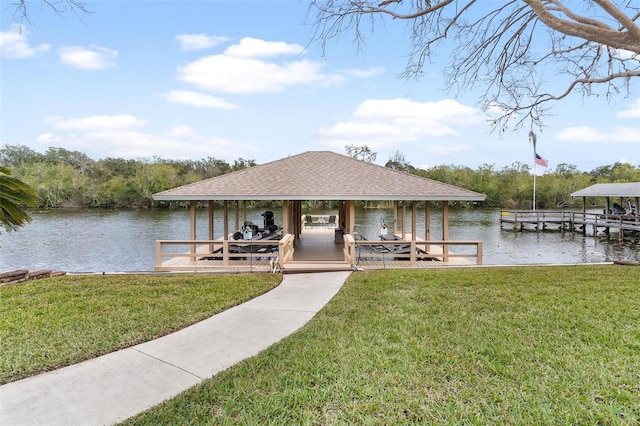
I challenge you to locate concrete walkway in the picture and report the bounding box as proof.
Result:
[0,272,350,426]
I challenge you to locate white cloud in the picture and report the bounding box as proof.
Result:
[224,37,304,58]
[343,67,385,78]
[617,98,640,119]
[59,45,118,70]
[178,53,341,94]
[176,37,381,95]
[37,114,257,160]
[44,114,146,131]
[176,34,229,51]
[557,126,640,144]
[168,125,195,137]
[36,133,63,144]
[428,143,473,155]
[162,90,238,109]
[612,48,640,61]
[0,24,50,58]
[319,98,483,148]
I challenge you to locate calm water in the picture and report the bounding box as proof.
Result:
[1,208,639,273]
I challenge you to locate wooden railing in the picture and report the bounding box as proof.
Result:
[500,210,640,236]
[343,234,483,266]
[500,210,572,223]
[155,234,295,268]
[302,214,337,228]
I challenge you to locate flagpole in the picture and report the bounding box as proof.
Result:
[533,159,537,211]
[530,131,537,211]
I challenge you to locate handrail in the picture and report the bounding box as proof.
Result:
[155,238,283,268]
[343,234,483,267]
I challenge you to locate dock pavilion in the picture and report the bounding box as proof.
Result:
[152,151,486,273]
[571,182,640,216]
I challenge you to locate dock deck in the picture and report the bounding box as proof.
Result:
[156,228,480,273]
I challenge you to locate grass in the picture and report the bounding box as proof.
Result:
[0,273,281,384]
[122,265,640,425]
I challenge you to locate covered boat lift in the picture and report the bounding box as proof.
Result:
[152,151,486,272]
[571,182,639,216]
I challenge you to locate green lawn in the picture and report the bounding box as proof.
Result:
[0,273,281,384]
[123,266,640,425]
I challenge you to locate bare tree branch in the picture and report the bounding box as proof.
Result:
[309,0,640,131]
[13,0,91,24]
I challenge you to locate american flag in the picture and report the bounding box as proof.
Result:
[535,153,548,168]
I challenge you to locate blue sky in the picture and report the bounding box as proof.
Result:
[1,0,638,172]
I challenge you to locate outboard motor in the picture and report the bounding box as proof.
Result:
[262,210,274,229]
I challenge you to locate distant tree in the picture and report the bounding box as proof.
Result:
[0,166,40,233]
[43,147,94,175]
[553,163,581,178]
[231,158,257,172]
[0,144,43,167]
[195,157,232,179]
[590,161,640,182]
[345,144,377,162]
[310,1,640,130]
[385,150,415,173]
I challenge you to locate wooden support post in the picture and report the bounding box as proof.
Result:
[401,201,407,239]
[189,201,197,262]
[347,200,356,235]
[442,201,449,262]
[223,201,229,266]
[393,201,398,235]
[425,201,431,253]
[411,202,417,266]
[155,242,162,268]
[243,200,247,225]
[234,201,240,232]
[619,215,623,241]
[208,201,215,253]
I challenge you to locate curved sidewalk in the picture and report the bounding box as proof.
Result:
[0,271,350,426]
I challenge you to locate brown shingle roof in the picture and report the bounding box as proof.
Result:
[571,182,640,198]
[153,151,485,201]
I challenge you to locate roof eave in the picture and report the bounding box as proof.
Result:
[153,195,486,202]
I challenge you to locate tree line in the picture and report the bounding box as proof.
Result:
[1,144,638,210]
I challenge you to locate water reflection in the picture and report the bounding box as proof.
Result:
[0,208,638,273]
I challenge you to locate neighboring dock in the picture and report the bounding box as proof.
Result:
[499,210,640,240]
